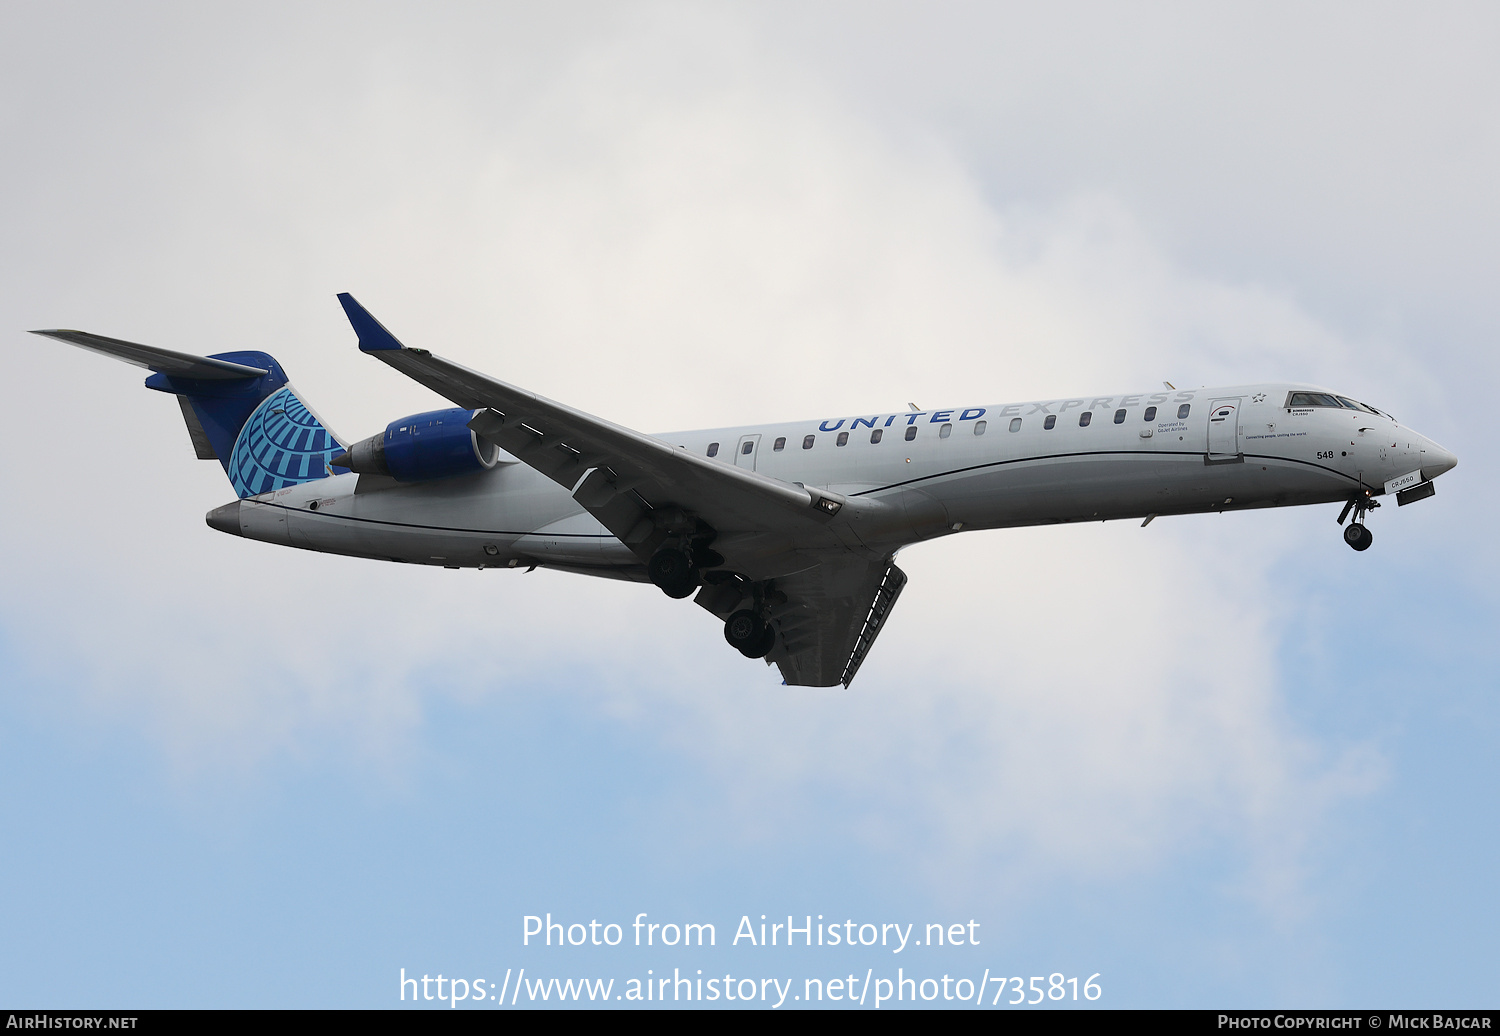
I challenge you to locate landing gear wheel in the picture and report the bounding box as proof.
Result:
[649,547,699,599]
[724,610,774,658]
[1338,487,1379,552]
[749,622,776,659]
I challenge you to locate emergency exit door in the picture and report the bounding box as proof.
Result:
[734,433,761,471]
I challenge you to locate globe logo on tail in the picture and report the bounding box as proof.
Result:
[229,387,343,498]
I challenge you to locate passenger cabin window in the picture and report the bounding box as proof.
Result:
[1044,415,1057,430]
[975,420,987,435]
[870,428,883,444]
[905,426,918,442]
[939,423,952,439]
[1144,406,1157,422]
[773,437,786,451]
[836,431,849,447]
[1079,411,1092,427]
[1114,409,1127,424]
[707,442,719,457]
[741,440,754,455]
[1177,404,1191,419]
[1008,418,1021,432]
[802,435,815,450]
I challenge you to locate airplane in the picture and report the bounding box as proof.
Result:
[32,294,1458,687]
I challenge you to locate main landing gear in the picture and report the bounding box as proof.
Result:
[1337,488,1380,552]
[647,539,726,599]
[648,546,699,599]
[723,609,775,659]
[649,535,776,660]
[721,579,782,659]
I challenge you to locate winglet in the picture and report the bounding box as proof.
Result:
[337,293,406,352]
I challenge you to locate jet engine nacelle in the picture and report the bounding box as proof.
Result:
[336,408,499,482]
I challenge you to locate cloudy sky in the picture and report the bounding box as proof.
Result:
[1,1,1495,1008]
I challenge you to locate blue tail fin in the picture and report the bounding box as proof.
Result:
[31,330,346,498]
[147,354,347,498]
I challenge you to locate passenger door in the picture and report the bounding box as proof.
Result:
[1207,398,1241,459]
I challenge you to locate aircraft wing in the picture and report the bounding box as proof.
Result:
[338,293,906,686]
[337,294,857,559]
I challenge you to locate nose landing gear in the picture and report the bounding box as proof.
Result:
[1337,487,1380,552]
[1343,522,1373,551]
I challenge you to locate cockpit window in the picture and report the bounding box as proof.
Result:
[1286,391,1387,416]
[1286,391,1343,408]
[1336,396,1382,415]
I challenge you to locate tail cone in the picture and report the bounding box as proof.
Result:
[205,501,243,537]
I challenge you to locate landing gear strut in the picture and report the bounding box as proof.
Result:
[723,609,775,659]
[1337,487,1379,552]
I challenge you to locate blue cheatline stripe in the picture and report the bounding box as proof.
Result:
[228,387,345,499]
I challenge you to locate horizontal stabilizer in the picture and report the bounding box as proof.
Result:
[29,329,269,380]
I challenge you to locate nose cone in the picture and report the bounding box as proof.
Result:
[1421,439,1458,481]
[205,500,243,537]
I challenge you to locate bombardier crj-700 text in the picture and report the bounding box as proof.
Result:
[34,295,1457,687]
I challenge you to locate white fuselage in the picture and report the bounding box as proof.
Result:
[229,382,1455,576]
